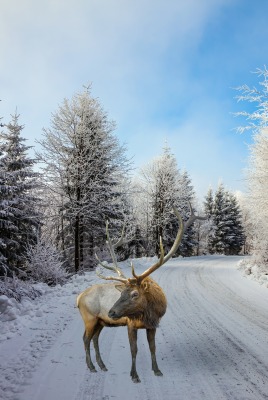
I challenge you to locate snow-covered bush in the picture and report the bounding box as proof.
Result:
[237,258,268,288]
[0,276,41,301]
[25,238,68,286]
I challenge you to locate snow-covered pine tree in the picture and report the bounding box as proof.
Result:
[208,183,244,255]
[223,192,245,255]
[38,88,130,272]
[0,143,11,274]
[200,187,216,254]
[210,183,228,254]
[235,191,253,255]
[176,170,196,256]
[0,113,41,277]
[204,187,214,217]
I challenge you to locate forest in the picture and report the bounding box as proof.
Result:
[1,69,268,299]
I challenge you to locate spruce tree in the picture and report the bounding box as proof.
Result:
[0,113,40,276]
[203,187,215,253]
[0,145,12,273]
[204,187,214,216]
[208,184,244,255]
[176,170,196,257]
[211,183,228,254]
[224,192,245,255]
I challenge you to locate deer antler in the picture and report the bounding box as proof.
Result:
[183,202,207,233]
[95,221,128,283]
[113,222,126,249]
[96,204,206,285]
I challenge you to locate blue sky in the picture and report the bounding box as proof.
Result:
[1,0,268,199]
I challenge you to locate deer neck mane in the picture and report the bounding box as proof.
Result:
[129,278,167,329]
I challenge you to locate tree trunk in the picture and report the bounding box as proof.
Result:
[75,182,81,272]
[75,214,80,273]
[80,215,84,270]
[60,209,65,251]
[88,232,94,269]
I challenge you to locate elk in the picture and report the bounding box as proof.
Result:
[77,205,205,383]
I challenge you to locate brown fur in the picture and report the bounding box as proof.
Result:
[112,277,167,329]
[140,277,167,328]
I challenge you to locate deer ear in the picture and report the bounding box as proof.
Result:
[142,281,150,292]
[115,284,125,292]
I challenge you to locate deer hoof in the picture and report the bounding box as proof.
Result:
[130,368,141,383]
[131,374,141,383]
[154,370,163,376]
[87,363,97,373]
[132,377,141,383]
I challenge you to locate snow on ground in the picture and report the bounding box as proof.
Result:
[237,258,268,288]
[1,255,268,400]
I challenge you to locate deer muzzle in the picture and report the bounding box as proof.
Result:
[108,308,120,319]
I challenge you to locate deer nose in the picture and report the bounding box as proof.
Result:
[108,309,118,319]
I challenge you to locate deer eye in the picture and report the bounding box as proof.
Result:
[131,290,139,299]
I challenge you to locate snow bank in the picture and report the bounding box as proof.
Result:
[0,273,90,341]
[0,295,33,322]
[237,257,268,288]
[0,280,50,322]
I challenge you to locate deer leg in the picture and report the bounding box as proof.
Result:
[146,328,163,376]
[83,319,98,372]
[127,325,140,383]
[93,324,108,371]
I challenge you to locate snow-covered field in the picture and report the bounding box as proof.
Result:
[1,255,268,400]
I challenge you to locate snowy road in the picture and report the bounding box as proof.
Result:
[1,255,268,400]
